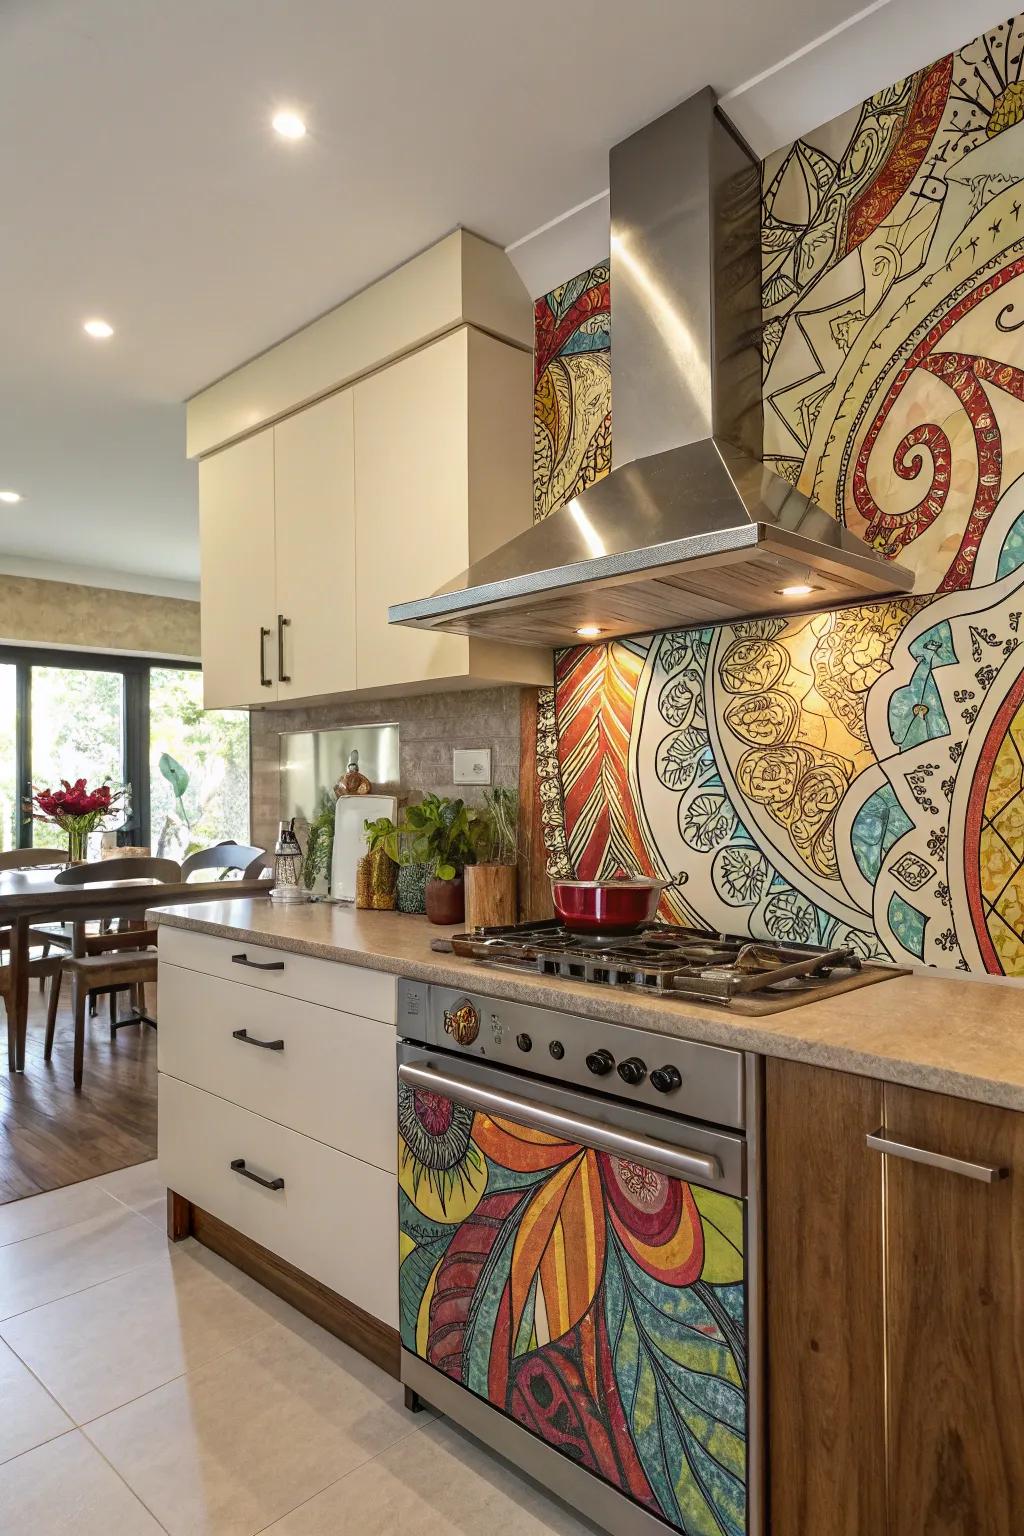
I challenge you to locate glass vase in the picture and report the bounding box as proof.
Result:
[66,825,88,865]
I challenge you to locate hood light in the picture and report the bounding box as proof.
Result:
[777,582,819,598]
[576,625,603,639]
[83,318,114,339]
[0,490,22,504]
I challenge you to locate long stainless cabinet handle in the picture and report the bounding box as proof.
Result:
[866,1127,1009,1184]
[259,626,272,688]
[398,1059,721,1186]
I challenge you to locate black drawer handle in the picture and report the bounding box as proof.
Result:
[230,1157,284,1191]
[231,952,285,971]
[232,1027,284,1052]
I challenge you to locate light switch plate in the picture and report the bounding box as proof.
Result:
[453,748,492,786]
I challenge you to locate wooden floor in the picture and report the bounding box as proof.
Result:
[0,984,157,1203]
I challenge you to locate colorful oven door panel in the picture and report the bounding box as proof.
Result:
[397,1046,755,1536]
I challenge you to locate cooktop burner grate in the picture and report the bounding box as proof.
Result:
[447,919,896,1004]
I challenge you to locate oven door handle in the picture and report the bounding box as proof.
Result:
[398,1059,722,1186]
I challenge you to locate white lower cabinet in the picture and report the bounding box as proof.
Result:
[158,964,396,1173]
[157,933,399,1330]
[159,1075,398,1327]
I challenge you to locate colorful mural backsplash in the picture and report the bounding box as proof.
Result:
[536,16,1024,978]
[398,1084,747,1534]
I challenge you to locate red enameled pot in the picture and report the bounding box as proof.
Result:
[551,875,670,936]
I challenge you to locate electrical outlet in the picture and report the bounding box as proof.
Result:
[453,748,492,786]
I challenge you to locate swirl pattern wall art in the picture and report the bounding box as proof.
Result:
[398,1083,747,1534]
[536,15,1024,977]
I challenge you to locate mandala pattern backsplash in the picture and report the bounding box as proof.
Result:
[535,16,1024,976]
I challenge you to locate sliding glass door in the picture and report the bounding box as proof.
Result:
[0,665,16,851]
[0,646,249,854]
[30,664,127,850]
[149,667,249,859]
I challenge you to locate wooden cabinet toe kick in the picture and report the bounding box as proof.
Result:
[166,1190,399,1380]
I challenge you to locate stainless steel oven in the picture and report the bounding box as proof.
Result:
[396,980,762,1536]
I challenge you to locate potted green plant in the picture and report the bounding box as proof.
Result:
[357,815,400,910]
[299,792,337,895]
[400,794,482,925]
[465,786,519,928]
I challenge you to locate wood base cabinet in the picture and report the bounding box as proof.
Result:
[766,1060,1024,1536]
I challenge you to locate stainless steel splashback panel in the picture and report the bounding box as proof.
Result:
[279,723,399,825]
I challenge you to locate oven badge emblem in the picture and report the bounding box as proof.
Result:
[442,999,480,1046]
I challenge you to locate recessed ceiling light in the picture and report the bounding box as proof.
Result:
[0,490,21,504]
[777,583,817,598]
[272,110,306,140]
[576,625,603,639]
[83,318,114,339]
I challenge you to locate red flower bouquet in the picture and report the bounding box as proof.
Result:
[29,778,128,863]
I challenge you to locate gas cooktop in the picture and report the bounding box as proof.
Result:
[445,919,906,1009]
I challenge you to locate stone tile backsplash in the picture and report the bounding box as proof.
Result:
[250,687,523,852]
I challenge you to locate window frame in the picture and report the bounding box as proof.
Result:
[0,644,203,851]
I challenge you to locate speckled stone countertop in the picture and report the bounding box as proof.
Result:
[151,897,1024,1112]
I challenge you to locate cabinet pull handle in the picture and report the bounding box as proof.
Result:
[232,1027,284,1052]
[231,952,285,971]
[866,1128,1009,1183]
[277,614,291,683]
[259,626,273,688]
[230,1157,284,1191]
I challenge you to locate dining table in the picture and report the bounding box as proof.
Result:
[2,870,274,1072]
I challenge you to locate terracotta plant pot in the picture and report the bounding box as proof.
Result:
[465,863,518,929]
[425,874,465,926]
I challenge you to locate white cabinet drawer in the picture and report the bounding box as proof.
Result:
[158,963,395,1172]
[158,924,396,1022]
[159,1075,398,1326]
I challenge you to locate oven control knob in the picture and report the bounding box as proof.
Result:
[617,1057,647,1087]
[443,999,480,1046]
[516,1032,533,1053]
[586,1049,615,1077]
[650,1064,682,1094]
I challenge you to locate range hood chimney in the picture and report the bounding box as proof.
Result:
[389,88,914,648]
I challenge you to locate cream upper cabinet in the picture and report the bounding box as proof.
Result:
[354,329,472,691]
[191,232,550,707]
[198,430,277,709]
[354,326,548,694]
[274,391,356,700]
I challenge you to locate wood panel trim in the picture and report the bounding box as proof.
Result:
[765,1059,886,1536]
[167,1192,399,1379]
[518,687,554,923]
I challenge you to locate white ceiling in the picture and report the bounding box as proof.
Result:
[0,0,995,592]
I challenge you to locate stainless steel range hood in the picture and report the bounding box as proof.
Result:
[389,88,914,648]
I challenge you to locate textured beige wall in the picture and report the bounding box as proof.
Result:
[250,687,522,852]
[0,575,200,658]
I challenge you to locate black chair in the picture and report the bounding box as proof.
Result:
[180,842,266,881]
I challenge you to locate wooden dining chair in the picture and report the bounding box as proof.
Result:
[43,857,181,1089]
[0,848,69,985]
[180,842,265,880]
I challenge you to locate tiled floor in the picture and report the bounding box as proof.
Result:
[0,1162,596,1534]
